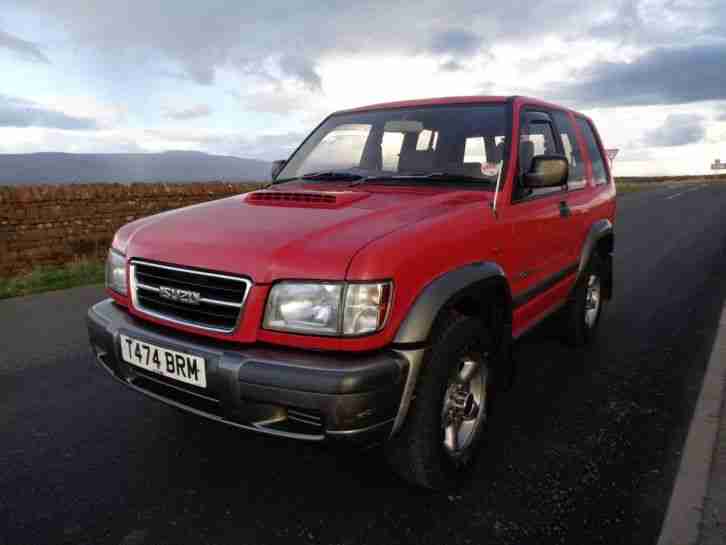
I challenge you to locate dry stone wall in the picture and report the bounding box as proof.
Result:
[0,182,261,277]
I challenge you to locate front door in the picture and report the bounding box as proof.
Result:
[502,109,575,331]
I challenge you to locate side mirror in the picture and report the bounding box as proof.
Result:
[270,159,286,181]
[522,155,569,188]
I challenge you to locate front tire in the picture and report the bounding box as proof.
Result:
[386,313,493,490]
[565,253,606,346]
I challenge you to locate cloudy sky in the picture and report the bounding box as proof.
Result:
[1,0,725,176]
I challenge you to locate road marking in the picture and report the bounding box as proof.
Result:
[665,185,706,200]
[657,304,726,545]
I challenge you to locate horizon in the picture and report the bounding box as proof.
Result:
[0,149,266,158]
[1,2,725,177]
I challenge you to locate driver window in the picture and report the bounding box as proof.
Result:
[519,120,557,174]
[516,115,562,200]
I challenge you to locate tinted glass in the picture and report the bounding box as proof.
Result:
[552,111,586,189]
[278,104,509,186]
[519,120,557,174]
[516,115,563,199]
[576,117,609,185]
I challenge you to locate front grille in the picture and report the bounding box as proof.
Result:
[130,260,251,333]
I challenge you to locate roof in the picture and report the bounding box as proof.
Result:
[336,95,582,116]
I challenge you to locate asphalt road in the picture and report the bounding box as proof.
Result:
[3,183,726,545]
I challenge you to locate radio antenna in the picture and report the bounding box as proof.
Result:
[491,161,503,218]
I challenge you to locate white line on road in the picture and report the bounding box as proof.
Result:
[657,304,726,545]
[665,185,706,200]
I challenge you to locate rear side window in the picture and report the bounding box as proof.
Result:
[576,118,609,185]
[552,111,586,189]
[416,129,438,151]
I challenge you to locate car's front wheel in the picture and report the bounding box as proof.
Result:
[386,312,493,490]
[565,253,606,346]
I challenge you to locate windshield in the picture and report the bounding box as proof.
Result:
[277,104,509,187]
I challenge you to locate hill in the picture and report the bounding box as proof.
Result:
[0,151,270,185]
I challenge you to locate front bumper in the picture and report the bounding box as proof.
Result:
[87,299,409,443]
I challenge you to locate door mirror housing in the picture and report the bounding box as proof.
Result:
[522,155,569,188]
[270,159,286,181]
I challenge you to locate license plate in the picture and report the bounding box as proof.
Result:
[120,334,207,388]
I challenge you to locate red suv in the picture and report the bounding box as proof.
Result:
[87,96,615,489]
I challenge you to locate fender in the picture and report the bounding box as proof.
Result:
[576,219,614,300]
[577,219,613,283]
[390,262,511,435]
[394,261,510,345]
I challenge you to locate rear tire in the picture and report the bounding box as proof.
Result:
[386,313,494,490]
[565,253,606,346]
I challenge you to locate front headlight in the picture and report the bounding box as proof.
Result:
[263,281,392,336]
[106,248,127,295]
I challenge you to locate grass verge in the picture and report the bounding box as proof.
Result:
[615,182,655,195]
[0,259,105,300]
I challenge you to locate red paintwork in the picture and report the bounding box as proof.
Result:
[110,96,616,351]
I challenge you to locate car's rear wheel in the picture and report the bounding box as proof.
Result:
[565,253,606,346]
[386,312,493,490]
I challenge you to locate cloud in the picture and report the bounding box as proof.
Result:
[13,0,623,88]
[0,95,97,129]
[616,147,654,162]
[279,56,322,92]
[555,43,726,107]
[429,29,481,55]
[234,87,313,115]
[642,114,705,147]
[440,60,465,72]
[0,28,49,63]
[164,104,212,120]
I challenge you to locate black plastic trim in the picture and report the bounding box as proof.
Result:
[577,219,614,285]
[394,262,510,344]
[512,262,579,309]
[87,299,407,442]
[237,350,404,395]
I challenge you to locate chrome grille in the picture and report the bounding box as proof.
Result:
[130,260,251,333]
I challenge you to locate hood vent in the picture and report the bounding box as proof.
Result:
[245,190,367,208]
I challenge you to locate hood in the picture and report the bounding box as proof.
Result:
[118,184,485,283]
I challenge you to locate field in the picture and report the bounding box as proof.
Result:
[615,174,726,194]
[2,175,725,298]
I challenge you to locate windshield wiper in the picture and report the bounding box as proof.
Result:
[351,172,492,185]
[420,172,493,183]
[299,170,364,181]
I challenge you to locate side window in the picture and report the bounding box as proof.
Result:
[519,119,558,174]
[416,129,438,151]
[516,113,564,199]
[552,111,586,189]
[576,118,609,185]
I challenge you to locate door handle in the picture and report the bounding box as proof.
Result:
[559,201,571,218]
